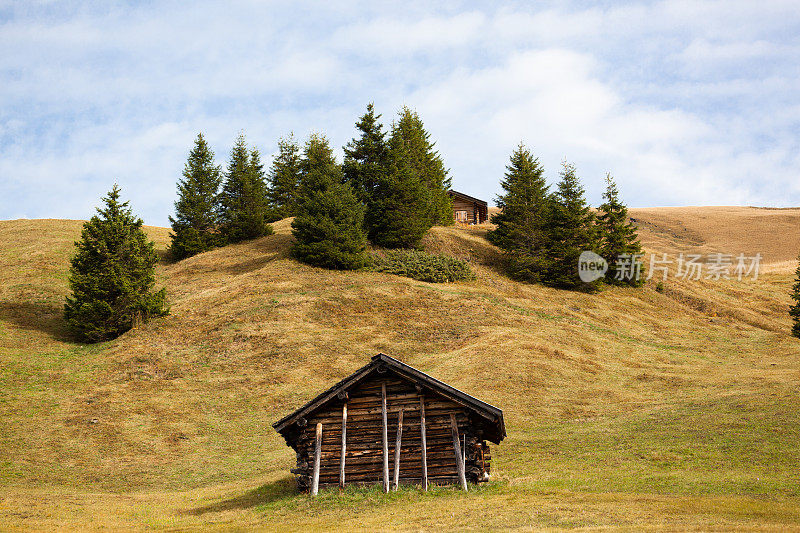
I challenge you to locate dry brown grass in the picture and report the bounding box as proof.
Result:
[630,206,800,265]
[0,209,799,531]
[490,204,800,266]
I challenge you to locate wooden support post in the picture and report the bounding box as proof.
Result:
[311,422,323,496]
[393,408,404,491]
[450,413,467,491]
[339,402,347,489]
[381,382,389,493]
[419,394,428,491]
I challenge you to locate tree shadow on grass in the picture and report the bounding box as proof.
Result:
[185,476,297,515]
[155,247,172,265]
[224,254,282,275]
[223,234,296,274]
[0,300,72,341]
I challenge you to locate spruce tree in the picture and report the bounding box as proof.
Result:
[367,151,433,249]
[218,133,273,243]
[291,133,368,269]
[366,107,453,247]
[597,173,644,286]
[296,133,342,202]
[390,107,453,226]
[488,143,552,282]
[790,255,800,338]
[542,161,599,290]
[168,133,222,260]
[64,185,168,342]
[343,103,388,206]
[247,147,276,231]
[267,133,302,220]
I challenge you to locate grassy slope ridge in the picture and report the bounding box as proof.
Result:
[0,209,798,531]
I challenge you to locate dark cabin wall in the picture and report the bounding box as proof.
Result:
[288,373,492,491]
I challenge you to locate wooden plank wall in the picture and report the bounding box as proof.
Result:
[290,375,492,491]
[452,197,477,224]
[451,197,488,224]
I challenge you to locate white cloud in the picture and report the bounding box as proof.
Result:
[404,47,746,209]
[0,0,799,225]
[680,39,783,63]
[332,11,487,54]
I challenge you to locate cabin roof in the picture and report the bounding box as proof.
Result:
[447,190,488,206]
[272,353,506,442]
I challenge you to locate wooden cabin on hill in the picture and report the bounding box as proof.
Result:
[448,190,489,225]
[273,353,505,494]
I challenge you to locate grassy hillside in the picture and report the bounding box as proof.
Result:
[630,206,800,267]
[1,209,799,531]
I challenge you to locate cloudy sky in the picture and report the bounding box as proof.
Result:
[1,1,798,226]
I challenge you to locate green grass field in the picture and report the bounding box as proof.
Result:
[1,211,799,531]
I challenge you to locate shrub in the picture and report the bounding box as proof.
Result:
[371,249,475,283]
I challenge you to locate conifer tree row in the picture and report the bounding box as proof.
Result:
[170,104,453,265]
[167,121,644,287]
[169,132,273,260]
[490,143,642,291]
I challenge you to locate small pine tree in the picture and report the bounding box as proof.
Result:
[542,161,600,290]
[597,173,644,286]
[291,134,368,269]
[296,133,342,202]
[168,133,222,260]
[267,133,302,220]
[488,143,552,282]
[218,133,273,243]
[790,255,800,338]
[343,103,389,206]
[390,107,453,226]
[246,147,275,234]
[64,185,168,342]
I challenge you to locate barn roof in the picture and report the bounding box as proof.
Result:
[447,190,488,206]
[272,353,506,442]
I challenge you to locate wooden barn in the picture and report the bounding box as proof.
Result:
[273,353,505,494]
[448,190,489,225]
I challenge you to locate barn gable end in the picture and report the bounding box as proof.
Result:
[273,354,505,492]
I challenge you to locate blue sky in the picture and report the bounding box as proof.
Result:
[1,0,798,226]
